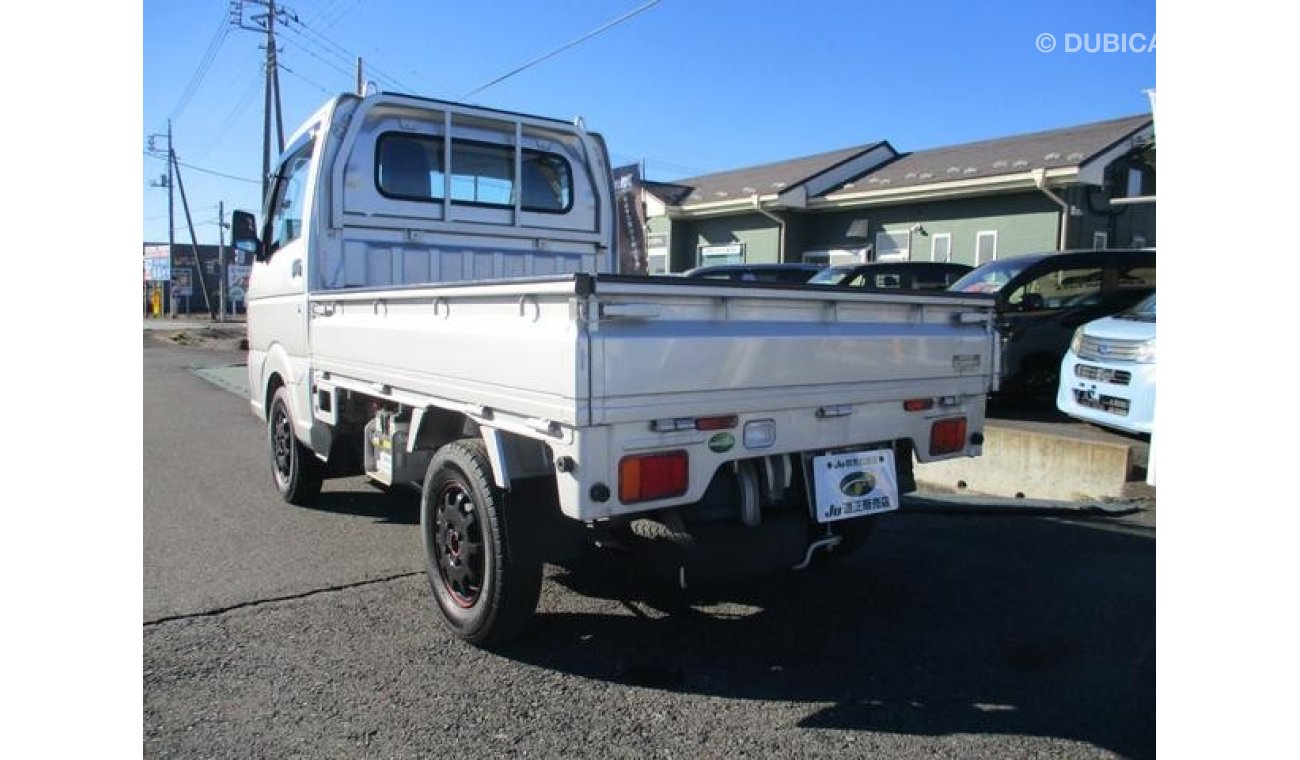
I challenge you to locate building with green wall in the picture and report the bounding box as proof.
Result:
[640,114,1155,273]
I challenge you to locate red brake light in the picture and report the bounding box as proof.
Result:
[904,398,935,412]
[694,415,738,431]
[930,417,968,455]
[619,451,689,504]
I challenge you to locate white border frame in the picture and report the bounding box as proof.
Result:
[930,232,952,262]
[975,230,998,264]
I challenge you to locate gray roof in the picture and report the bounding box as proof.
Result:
[828,114,1152,195]
[664,142,888,206]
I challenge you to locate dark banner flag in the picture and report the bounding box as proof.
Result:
[613,164,647,274]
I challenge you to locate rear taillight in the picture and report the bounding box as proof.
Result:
[618,451,689,504]
[929,417,968,456]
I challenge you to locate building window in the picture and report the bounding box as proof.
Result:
[1093,231,1109,249]
[875,230,910,262]
[930,233,952,262]
[646,234,669,274]
[803,247,869,266]
[1126,167,1144,198]
[698,242,745,266]
[975,230,998,265]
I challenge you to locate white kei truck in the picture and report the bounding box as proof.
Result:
[232,92,999,646]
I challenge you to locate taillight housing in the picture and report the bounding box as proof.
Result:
[618,451,689,504]
[929,417,968,456]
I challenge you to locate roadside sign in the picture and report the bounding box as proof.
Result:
[173,267,193,297]
[227,265,252,305]
[144,244,171,282]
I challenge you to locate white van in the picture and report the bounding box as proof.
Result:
[1056,292,1156,435]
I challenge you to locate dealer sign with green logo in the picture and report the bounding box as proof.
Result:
[811,449,900,523]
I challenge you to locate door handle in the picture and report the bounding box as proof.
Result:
[291,259,303,278]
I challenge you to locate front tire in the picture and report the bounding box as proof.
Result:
[420,439,542,646]
[268,386,323,505]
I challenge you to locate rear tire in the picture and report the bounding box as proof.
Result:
[268,386,323,505]
[420,439,542,646]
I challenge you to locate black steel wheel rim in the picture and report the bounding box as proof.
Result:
[271,402,293,483]
[434,480,484,608]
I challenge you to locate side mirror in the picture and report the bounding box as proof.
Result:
[231,210,265,262]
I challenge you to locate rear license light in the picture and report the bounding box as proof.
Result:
[929,417,968,456]
[619,451,689,504]
[904,398,934,412]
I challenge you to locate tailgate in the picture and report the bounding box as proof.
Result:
[587,279,996,425]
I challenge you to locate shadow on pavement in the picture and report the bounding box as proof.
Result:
[500,512,1155,759]
[299,483,421,525]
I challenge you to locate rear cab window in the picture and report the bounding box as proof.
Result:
[376,133,573,213]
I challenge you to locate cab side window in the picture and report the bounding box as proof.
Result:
[268,140,316,255]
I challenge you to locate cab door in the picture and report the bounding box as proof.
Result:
[246,129,320,426]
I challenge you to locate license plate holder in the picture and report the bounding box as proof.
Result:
[810,449,900,523]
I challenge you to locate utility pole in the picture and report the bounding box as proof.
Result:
[218,201,227,322]
[147,121,175,317]
[168,120,175,316]
[233,0,297,201]
[170,150,217,320]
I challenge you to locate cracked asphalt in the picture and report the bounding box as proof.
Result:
[144,330,1155,759]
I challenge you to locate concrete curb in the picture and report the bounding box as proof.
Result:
[901,491,1146,517]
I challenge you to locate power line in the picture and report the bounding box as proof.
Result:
[169,21,231,123]
[195,64,265,161]
[316,0,361,33]
[300,0,344,26]
[459,0,662,101]
[282,16,417,93]
[143,151,260,184]
[277,25,358,86]
[278,61,332,96]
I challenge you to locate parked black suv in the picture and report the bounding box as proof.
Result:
[808,261,973,291]
[948,249,1156,399]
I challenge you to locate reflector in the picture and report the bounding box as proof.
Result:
[619,451,689,503]
[929,417,968,455]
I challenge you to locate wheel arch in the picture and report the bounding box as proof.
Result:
[409,408,552,491]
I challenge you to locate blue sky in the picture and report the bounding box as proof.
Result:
[142,0,1155,245]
